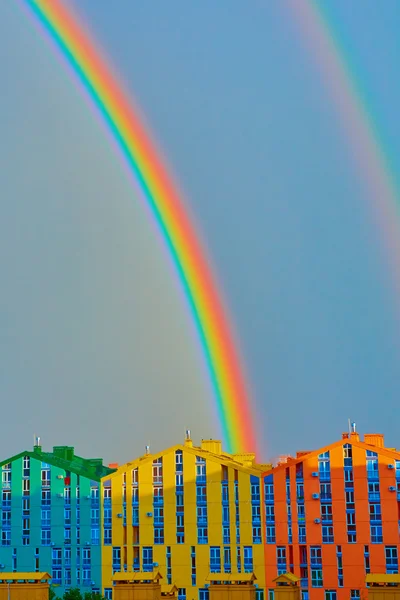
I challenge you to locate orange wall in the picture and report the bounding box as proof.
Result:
[262,439,400,600]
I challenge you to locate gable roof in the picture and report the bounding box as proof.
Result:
[0,572,51,582]
[103,442,270,481]
[263,436,400,476]
[112,571,163,582]
[366,574,400,585]
[273,573,300,585]
[0,447,115,482]
[206,573,257,583]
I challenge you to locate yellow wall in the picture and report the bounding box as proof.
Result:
[113,582,162,600]
[101,441,266,598]
[273,588,301,600]
[209,584,256,600]
[367,589,400,600]
[0,583,49,600]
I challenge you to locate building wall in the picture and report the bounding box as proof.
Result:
[101,442,266,600]
[262,434,400,600]
[0,450,105,595]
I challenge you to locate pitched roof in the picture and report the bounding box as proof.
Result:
[0,572,51,581]
[263,436,400,476]
[0,447,115,482]
[206,573,257,583]
[162,585,179,595]
[112,571,163,582]
[273,573,300,585]
[103,442,269,481]
[366,574,400,584]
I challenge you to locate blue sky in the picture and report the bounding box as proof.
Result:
[1,1,400,463]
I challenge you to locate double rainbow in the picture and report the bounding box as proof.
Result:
[22,0,259,455]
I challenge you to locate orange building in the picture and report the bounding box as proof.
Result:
[262,428,400,600]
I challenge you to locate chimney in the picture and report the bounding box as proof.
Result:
[349,422,360,442]
[201,439,222,456]
[364,434,385,448]
[184,430,193,448]
[342,432,350,440]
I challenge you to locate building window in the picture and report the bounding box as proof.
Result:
[224,546,231,573]
[52,548,62,584]
[41,530,51,546]
[325,591,336,600]
[198,527,208,544]
[370,504,382,522]
[322,526,334,544]
[350,592,360,600]
[244,546,253,573]
[112,547,121,573]
[385,547,398,573]
[321,504,333,522]
[199,590,209,600]
[266,526,276,544]
[153,458,163,485]
[143,547,153,572]
[237,546,242,573]
[178,589,186,600]
[104,590,113,600]
[1,530,11,547]
[311,570,323,588]
[191,546,196,585]
[371,525,383,544]
[223,526,231,544]
[298,525,306,544]
[154,527,164,545]
[210,546,221,573]
[277,546,287,575]
[104,528,112,545]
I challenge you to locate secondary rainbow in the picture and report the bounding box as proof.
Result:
[21,0,259,455]
[289,2,400,303]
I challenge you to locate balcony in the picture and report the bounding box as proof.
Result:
[301,578,308,589]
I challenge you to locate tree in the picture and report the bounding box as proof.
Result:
[49,587,106,600]
[49,587,59,600]
[63,589,84,600]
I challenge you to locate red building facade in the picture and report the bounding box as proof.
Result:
[262,431,400,600]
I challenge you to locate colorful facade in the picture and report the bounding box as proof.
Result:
[100,433,271,600]
[0,442,115,596]
[262,430,400,600]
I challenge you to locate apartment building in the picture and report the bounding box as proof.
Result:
[262,428,400,600]
[0,440,115,596]
[100,432,271,600]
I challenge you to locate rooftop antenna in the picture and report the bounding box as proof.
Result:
[348,418,351,436]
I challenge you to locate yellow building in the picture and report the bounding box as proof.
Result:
[101,433,271,600]
[0,572,51,600]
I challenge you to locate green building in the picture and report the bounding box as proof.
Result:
[0,439,115,595]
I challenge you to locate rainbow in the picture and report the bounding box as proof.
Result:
[289,2,400,302]
[21,0,259,455]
